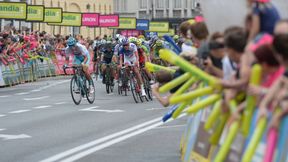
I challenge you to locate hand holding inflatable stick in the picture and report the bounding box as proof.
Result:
[159,49,220,89]
[159,72,192,93]
[145,62,176,74]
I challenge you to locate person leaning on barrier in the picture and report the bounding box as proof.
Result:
[152,51,198,107]
[258,33,288,120]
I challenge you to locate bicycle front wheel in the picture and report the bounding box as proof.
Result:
[86,80,95,104]
[70,76,82,105]
[130,74,140,103]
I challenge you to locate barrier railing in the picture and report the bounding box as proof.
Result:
[146,48,288,162]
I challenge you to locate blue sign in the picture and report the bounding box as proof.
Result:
[136,19,149,31]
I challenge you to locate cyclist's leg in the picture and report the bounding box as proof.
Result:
[131,57,146,95]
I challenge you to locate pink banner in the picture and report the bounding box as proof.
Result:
[82,13,99,27]
[99,15,119,27]
[120,30,140,37]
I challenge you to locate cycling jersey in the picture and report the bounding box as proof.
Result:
[137,48,145,65]
[102,49,114,64]
[65,43,90,65]
[152,44,163,58]
[119,43,137,58]
[119,43,138,66]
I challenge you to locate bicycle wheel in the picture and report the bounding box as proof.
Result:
[70,76,82,105]
[130,74,139,103]
[142,72,153,101]
[86,79,95,104]
[105,73,110,94]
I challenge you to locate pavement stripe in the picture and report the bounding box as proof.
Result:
[39,117,163,162]
[54,102,67,105]
[153,124,186,129]
[0,114,6,117]
[23,96,49,101]
[0,128,6,131]
[0,95,11,98]
[60,114,186,162]
[33,105,52,109]
[30,80,70,93]
[40,114,186,162]
[15,92,30,96]
[9,110,31,114]
[146,107,166,111]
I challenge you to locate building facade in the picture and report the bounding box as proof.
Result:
[0,0,114,38]
[114,0,201,19]
[113,0,201,32]
[32,0,114,38]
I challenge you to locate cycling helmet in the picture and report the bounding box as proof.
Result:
[67,37,76,46]
[121,37,129,45]
[136,39,142,46]
[173,35,179,41]
[128,37,137,44]
[100,39,107,45]
[156,40,163,47]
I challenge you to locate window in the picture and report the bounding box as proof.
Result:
[156,0,164,8]
[156,10,164,18]
[173,0,181,8]
[166,0,169,8]
[139,11,147,19]
[139,0,147,9]
[173,10,181,17]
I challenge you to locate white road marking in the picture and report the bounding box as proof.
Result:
[31,89,41,92]
[15,92,30,96]
[60,114,186,162]
[0,128,6,131]
[0,134,31,140]
[9,109,31,114]
[0,114,6,117]
[23,96,49,101]
[153,124,186,129]
[0,95,11,98]
[107,93,114,96]
[40,117,163,162]
[79,106,124,113]
[40,114,186,162]
[30,80,70,93]
[54,102,67,105]
[146,107,166,111]
[33,105,52,109]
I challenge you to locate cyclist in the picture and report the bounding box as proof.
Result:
[65,37,94,93]
[101,41,115,84]
[119,38,146,96]
[136,39,153,83]
[151,39,165,65]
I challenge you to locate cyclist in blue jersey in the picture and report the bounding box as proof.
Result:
[65,37,94,93]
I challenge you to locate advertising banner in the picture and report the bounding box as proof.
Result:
[44,8,62,23]
[158,29,175,37]
[149,22,169,32]
[136,19,149,31]
[0,2,27,20]
[99,15,119,27]
[26,5,44,22]
[48,12,82,27]
[82,13,99,27]
[111,17,136,29]
[120,30,140,37]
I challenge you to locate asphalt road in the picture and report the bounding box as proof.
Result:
[0,76,187,162]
